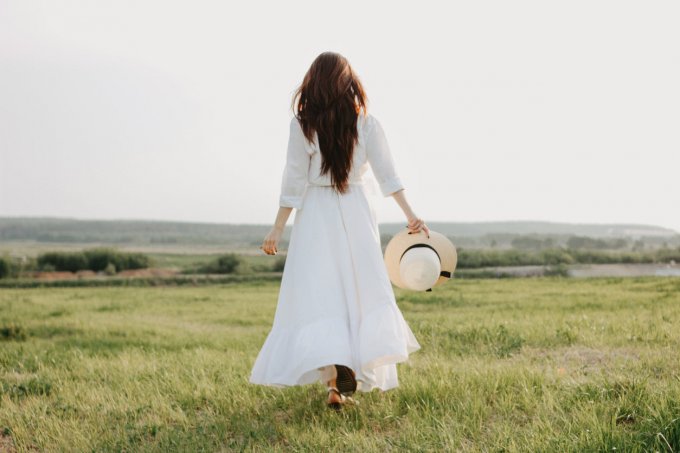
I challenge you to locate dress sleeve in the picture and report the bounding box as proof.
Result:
[278,117,311,209]
[365,115,405,197]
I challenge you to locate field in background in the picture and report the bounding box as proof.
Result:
[2,217,679,253]
[3,217,680,284]
[2,277,680,451]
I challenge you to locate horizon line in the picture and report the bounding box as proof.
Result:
[0,214,678,234]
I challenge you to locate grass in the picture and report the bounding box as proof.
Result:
[1,277,680,451]
[145,252,275,272]
[0,273,283,289]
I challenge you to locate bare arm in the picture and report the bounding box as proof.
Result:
[273,206,293,233]
[261,206,293,255]
[391,188,415,219]
[391,188,430,238]
[364,115,429,238]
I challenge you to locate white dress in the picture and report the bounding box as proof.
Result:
[248,112,421,392]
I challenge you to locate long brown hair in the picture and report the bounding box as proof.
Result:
[291,51,368,194]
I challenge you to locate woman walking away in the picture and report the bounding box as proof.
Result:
[250,51,428,411]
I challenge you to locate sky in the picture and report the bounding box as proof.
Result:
[0,0,678,232]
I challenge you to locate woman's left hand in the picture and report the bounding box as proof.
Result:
[260,227,282,255]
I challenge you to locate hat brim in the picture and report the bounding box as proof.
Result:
[384,228,457,290]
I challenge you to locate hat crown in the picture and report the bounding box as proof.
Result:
[399,247,441,291]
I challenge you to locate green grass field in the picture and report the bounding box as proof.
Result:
[1,277,680,452]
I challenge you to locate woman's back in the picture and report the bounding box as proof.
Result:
[290,112,406,199]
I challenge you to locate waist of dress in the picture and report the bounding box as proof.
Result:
[307,180,365,187]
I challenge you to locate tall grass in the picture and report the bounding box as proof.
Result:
[1,277,680,451]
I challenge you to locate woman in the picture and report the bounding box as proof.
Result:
[250,51,428,410]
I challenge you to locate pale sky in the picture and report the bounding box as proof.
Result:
[1,0,678,232]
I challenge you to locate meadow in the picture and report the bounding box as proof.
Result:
[1,277,680,452]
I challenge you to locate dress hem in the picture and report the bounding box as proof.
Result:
[248,302,421,392]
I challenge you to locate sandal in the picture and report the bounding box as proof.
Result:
[326,386,359,411]
[327,386,345,411]
[335,364,357,396]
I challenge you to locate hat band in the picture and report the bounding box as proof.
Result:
[399,243,450,278]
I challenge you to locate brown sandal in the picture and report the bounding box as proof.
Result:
[326,385,359,411]
[335,364,357,396]
[327,386,345,411]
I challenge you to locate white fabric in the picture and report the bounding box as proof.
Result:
[399,247,441,291]
[250,113,421,392]
[278,113,405,210]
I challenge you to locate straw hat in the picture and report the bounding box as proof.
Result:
[384,228,457,291]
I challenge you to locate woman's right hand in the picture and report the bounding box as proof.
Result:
[260,227,282,255]
[407,214,430,238]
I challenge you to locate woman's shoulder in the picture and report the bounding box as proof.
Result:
[359,112,383,139]
[289,115,309,140]
[290,115,302,131]
[359,111,381,132]
[289,115,318,155]
[359,111,375,125]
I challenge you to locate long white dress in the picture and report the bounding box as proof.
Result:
[248,112,421,392]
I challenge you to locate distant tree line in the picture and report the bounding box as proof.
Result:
[1,250,287,280]
[437,233,678,251]
[456,246,680,268]
[3,243,679,280]
[193,246,680,274]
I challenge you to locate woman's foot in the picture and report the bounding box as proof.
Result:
[326,386,344,411]
[325,366,359,411]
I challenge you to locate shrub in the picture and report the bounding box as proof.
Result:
[83,248,117,271]
[216,254,241,273]
[37,251,88,272]
[234,258,253,275]
[656,247,680,263]
[118,252,150,270]
[104,262,116,275]
[36,248,151,273]
[540,249,574,265]
[0,256,13,279]
[272,255,287,272]
[83,247,149,272]
[453,246,680,269]
[199,253,244,274]
[544,263,570,277]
